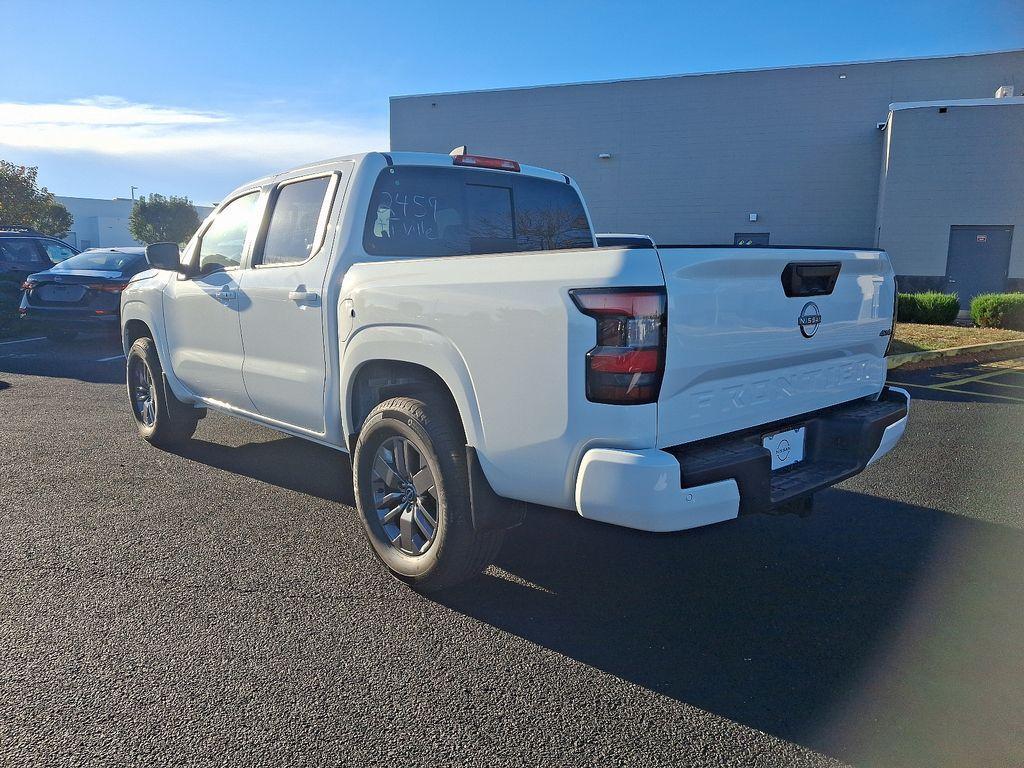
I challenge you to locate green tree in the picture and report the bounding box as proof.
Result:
[129,194,201,245]
[0,160,74,237]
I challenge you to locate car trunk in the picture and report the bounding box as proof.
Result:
[27,269,125,310]
[654,247,895,448]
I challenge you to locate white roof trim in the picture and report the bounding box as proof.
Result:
[391,48,1024,101]
[889,97,1024,111]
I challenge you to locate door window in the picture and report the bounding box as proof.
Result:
[197,192,259,273]
[42,241,77,264]
[258,176,331,266]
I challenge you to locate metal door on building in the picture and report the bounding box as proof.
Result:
[945,225,1013,302]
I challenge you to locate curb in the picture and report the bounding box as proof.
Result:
[887,338,1024,370]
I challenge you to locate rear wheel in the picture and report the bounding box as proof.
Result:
[353,395,503,591]
[126,336,199,445]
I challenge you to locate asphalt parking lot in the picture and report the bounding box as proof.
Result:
[1,335,1023,767]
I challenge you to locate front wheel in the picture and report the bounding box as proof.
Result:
[126,336,199,445]
[353,395,503,591]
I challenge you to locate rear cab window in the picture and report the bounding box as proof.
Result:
[363,165,593,257]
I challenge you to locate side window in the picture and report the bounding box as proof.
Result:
[197,192,259,273]
[42,241,77,264]
[259,176,331,266]
[0,238,42,267]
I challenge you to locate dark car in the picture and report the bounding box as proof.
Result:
[0,227,79,280]
[19,247,149,341]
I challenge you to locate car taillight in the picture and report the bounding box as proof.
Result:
[452,154,521,172]
[86,282,129,293]
[570,287,666,404]
[20,279,36,291]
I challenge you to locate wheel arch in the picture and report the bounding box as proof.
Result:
[121,294,194,403]
[340,326,484,452]
[122,318,152,354]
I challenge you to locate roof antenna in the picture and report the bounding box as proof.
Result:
[449,145,467,157]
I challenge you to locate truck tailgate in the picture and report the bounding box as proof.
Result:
[655,247,894,448]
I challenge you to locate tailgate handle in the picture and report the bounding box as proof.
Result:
[781,262,842,297]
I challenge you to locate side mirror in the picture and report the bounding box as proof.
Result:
[146,242,185,272]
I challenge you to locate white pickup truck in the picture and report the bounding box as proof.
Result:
[121,150,909,590]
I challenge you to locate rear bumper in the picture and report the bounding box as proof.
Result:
[19,303,119,328]
[575,386,910,532]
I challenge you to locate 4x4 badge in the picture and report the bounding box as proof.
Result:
[798,301,821,338]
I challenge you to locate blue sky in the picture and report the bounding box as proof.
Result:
[2,0,1022,204]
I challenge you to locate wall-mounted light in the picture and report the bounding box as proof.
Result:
[749,212,758,222]
[839,73,847,79]
[597,153,612,159]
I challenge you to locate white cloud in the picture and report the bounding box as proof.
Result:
[0,96,386,164]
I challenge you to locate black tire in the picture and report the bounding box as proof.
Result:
[45,329,78,343]
[126,336,199,446]
[353,395,504,591]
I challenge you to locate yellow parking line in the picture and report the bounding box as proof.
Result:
[936,387,1024,403]
[891,381,1024,402]
[933,360,1024,388]
[971,379,1024,390]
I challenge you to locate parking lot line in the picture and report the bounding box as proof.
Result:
[0,336,45,346]
[96,354,125,362]
[894,380,1024,403]
[936,360,1024,388]
[975,379,1024,391]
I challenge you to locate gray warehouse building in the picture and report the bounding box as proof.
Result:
[391,49,1024,302]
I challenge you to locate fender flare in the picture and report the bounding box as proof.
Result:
[340,324,485,450]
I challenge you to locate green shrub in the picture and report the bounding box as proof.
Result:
[970,293,1024,330]
[897,291,960,325]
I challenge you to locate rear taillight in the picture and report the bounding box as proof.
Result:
[20,279,36,291]
[452,154,521,172]
[86,282,129,293]
[571,287,666,404]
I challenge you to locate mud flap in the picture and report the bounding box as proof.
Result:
[466,447,527,532]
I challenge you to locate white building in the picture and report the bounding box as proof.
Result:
[56,196,214,249]
[391,49,1024,303]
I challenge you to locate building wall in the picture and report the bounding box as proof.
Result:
[56,196,214,249]
[877,101,1024,282]
[391,51,1024,268]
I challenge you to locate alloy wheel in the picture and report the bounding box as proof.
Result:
[370,436,439,555]
[129,358,157,427]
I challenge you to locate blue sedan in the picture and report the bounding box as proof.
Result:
[19,247,150,341]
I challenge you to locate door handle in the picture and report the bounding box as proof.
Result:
[288,290,319,303]
[215,290,236,302]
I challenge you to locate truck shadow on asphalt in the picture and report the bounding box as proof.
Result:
[169,436,356,505]
[438,491,1024,766]
[156,397,1021,765]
